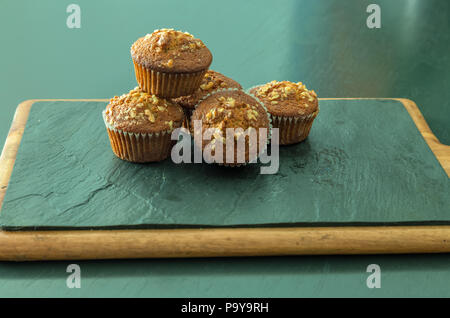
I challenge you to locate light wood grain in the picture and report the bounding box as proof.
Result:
[0,98,449,261]
[0,226,449,261]
[400,98,450,177]
[321,98,450,177]
[0,99,107,210]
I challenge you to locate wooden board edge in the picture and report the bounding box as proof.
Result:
[396,98,450,177]
[320,97,450,177]
[1,225,450,261]
[0,98,449,261]
[0,99,108,210]
[0,99,34,210]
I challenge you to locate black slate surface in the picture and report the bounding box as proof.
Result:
[0,100,448,230]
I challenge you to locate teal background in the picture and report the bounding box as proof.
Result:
[1,100,449,230]
[0,0,449,297]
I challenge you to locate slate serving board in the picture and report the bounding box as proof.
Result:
[0,99,449,230]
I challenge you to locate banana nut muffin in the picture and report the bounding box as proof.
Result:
[103,87,185,162]
[249,81,318,145]
[191,89,270,166]
[172,70,242,129]
[131,29,213,98]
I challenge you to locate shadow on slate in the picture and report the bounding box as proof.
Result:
[0,99,449,230]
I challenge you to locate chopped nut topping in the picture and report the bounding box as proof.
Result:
[246,109,258,121]
[258,86,270,96]
[268,92,280,100]
[254,80,318,109]
[189,71,234,95]
[225,97,235,108]
[105,87,182,127]
[200,81,214,91]
[133,29,205,55]
[165,120,173,130]
[147,112,155,123]
[201,93,264,147]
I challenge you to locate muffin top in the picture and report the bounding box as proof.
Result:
[172,70,242,109]
[131,29,213,73]
[249,81,318,117]
[104,87,185,134]
[192,89,269,142]
[191,90,270,164]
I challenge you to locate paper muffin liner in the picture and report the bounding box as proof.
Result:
[191,88,272,167]
[133,61,207,98]
[246,85,319,145]
[271,111,319,145]
[181,107,194,132]
[102,111,178,163]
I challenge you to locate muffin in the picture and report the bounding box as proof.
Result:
[131,29,213,98]
[249,81,319,145]
[172,70,242,129]
[103,87,185,162]
[191,89,271,166]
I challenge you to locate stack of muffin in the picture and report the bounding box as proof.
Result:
[103,29,319,165]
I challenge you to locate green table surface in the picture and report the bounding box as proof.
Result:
[1,99,449,230]
[1,0,450,297]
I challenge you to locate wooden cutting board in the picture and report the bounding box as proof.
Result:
[0,98,449,260]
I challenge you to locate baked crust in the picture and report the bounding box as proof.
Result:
[104,87,185,134]
[172,70,242,109]
[191,90,270,164]
[131,29,212,73]
[249,81,318,117]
